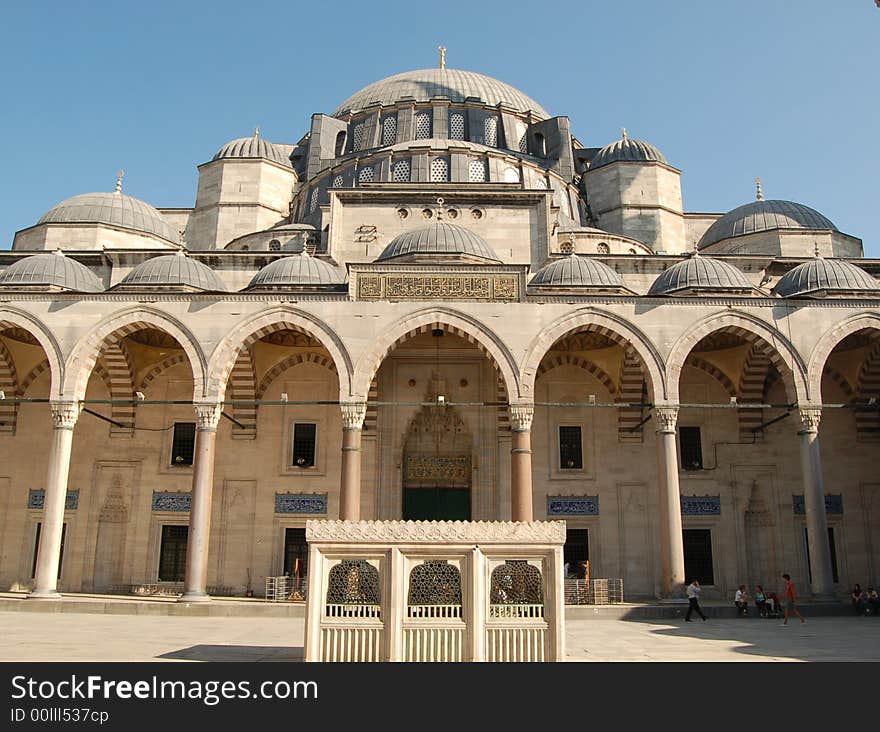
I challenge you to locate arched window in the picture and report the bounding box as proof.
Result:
[484,116,499,147]
[534,132,546,157]
[392,159,411,183]
[415,111,432,140]
[332,174,344,188]
[269,239,281,252]
[449,112,465,140]
[430,157,449,182]
[309,188,319,213]
[503,166,520,183]
[381,115,398,146]
[468,158,488,182]
[334,130,347,157]
[597,242,610,254]
[352,122,366,152]
[358,166,375,184]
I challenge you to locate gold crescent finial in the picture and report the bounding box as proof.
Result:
[115,169,125,193]
[755,177,764,201]
[438,46,447,69]
[254,125,260,139]
[621,127,628,141]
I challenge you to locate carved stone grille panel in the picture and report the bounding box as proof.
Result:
[358,166,375,184]
[309,187,319,213]
[326,559,381,606]
[430,157,449,182]
[468,159,488,182]
[415,112,432,139]
[503,166,520,183]
[449,112,465,140]
[518,133,528,153]
[407,560,462,607]
[392,159,411,182]
[483,116,499,147]
[381,115,397,146]
[352,122,365,152]
[490,561,544,605]
[332,175,344,188]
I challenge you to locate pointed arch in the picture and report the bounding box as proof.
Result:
[137,354,188,392]
[0,307,63,399]
[822,364,854,401]
[352,307,519,401]
[208,307,352,401]
[685,356,737,398]
[617,349,646,441]
[19,359,50,395]
[0,339,18,432]
[737,344,773,438]
[63,307,207,402]
[855,341,880,438]
[229,347,257,438]
[535,354,617,396]
[97,341,136,434]
[808,313,880,402]
[255,352,339,400]
[666,311,807,405]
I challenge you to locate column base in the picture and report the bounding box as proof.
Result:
[177,591,212,603]
[27,590,62,600]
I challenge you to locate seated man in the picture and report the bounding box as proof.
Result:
[866,587,879,616]
[734,585,749,616]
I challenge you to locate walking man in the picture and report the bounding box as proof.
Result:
[685,579,707,621]
[781,573,806,625]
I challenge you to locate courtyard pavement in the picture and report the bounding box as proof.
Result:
[0,609,876,662]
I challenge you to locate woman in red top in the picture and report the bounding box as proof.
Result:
[781,573,806,625]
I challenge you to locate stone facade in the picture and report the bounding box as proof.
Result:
[0,64,878,603]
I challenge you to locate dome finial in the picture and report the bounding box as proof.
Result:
[755,176,764,201]
[253,125,260,139]
[692,238,700,257]
[621,127,628,141]
[814,240,821,258]
[115,169,125,194]
[438,46,447,69]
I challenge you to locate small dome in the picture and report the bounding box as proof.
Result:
[334,68,549,118]
[530,255,624,288]
[246,253,345,289]
[0,252,103,292]
[118,254,225,291]
[648,255,751,296]
[699,200,837,250]
[772,258,878,298]
[590,133,667,170]
[377,222,501,263]
[213,134,292,167]
[38,192,175,242]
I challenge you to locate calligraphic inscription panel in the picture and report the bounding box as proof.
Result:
[405,455,470,484]
[357,274,518,301]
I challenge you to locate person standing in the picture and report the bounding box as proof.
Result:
[781,573,806,625]
[685,579,708,621]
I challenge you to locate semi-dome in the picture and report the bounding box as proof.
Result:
[334,68,549,119]
[117,253,225,291]
[246,253,345,289]
[772,258,879,298]
[530,254,624,288]
[648,255,752,296]
[213,133,292,168]
[0,252,103,292]
[699,199,837,250]
[38,192,176,242]
[377,222,501,263]
[590,131,667,170]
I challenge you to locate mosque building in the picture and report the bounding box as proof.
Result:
[1,54,877,601]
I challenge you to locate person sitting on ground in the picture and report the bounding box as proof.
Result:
[866,587,879,616]
[852,583,867,616]
[734,585,749,616]
[765,591,781,617]
[755,585,768,618]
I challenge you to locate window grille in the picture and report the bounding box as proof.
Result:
[415,111,432,139]
[430,157,449,182]
[171,422,196,466]
[352,122,366,152]
[534,177,548,190]
[309,187,319,213]
[503,166,520,183]
[484,116,499,147]
[269,239,281,252]
[518,133,528,153]
[358,166,374,184]
[597,242,610,254]
[382,115,397,146]
[392,159,410,182]
[449,112,465,140]
[559,426,583,470]
[332,174,344,188]
[468,158,488,182]
[292,422,317,468]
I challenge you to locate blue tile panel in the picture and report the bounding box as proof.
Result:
[275,493,328,514]
[547,495,599,516]
[681,495,721,515]
[152,492,191,512]
[792,494,843,515]
[28,489,79,510]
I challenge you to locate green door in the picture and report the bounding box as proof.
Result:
[403,488,471,521]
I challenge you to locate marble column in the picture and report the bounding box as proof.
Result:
[798,407,835,598]
[30,401,80,599]
[340,402,366,521]
[655,406,685,596]
[509,403,534,522]
[180,402,222,602]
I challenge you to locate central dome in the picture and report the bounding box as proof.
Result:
[334,68,549,118]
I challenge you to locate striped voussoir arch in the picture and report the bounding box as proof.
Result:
[364,377,378,431]
[535,354,617,396]
[737,344,773,439]
[822,364,854,401]
[97,341,136,434]
[685,356,736,398]
[496,375,508,432]
[19,359,50,394]
[230,348,257,439]
[855,342,880,439]
[138,354,188,392]
[0,339,18,432]
[255,352,339,400]
[384,322,504,377]
[617,350,646,442]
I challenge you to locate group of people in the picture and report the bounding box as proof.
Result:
[686,574,806,624]
[851,584,880,616]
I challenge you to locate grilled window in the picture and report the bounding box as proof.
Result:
[484,116,499,147]
[559,426,583,470]
[449,112,465,140]
[292,423,317,468]
[430,157,449,182]
[171,422,196,466]
[468,158,488,182]
[683,528,714,585]
[352,122,366,152]
[381,115,397,146]
[158,525,188,582]
[332,174,344,188]
[503,166,520,183]
[392,159,411,182]
[679,426,703,470]
[309,187,319,213]
[415,111,432,139]
[358,166,375,184]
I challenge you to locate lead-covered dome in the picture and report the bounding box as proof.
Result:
[246,253,345,289]
[530,254,624,289]
[772,258,878,298]
[213,133,292,167]
[334,68,549,118]
[38,192,176,242]
[590,132,667,170]
[377,222,501,263]
[649,255,752,296]
[117,253,225,291]
[0,252,103,292]
[699,200,837,251]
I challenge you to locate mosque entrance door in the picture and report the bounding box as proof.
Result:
[402,455,471,521]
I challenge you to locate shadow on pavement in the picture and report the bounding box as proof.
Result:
[157,645,304,662]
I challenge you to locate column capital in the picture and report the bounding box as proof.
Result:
[508,403,535,432]
[797,407,821,434]
[193,402,223,432]
[340,402,367,431]
[50,401,81,430]
[654,405,679,433]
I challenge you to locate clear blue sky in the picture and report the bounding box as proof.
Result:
[1,1,877,255]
